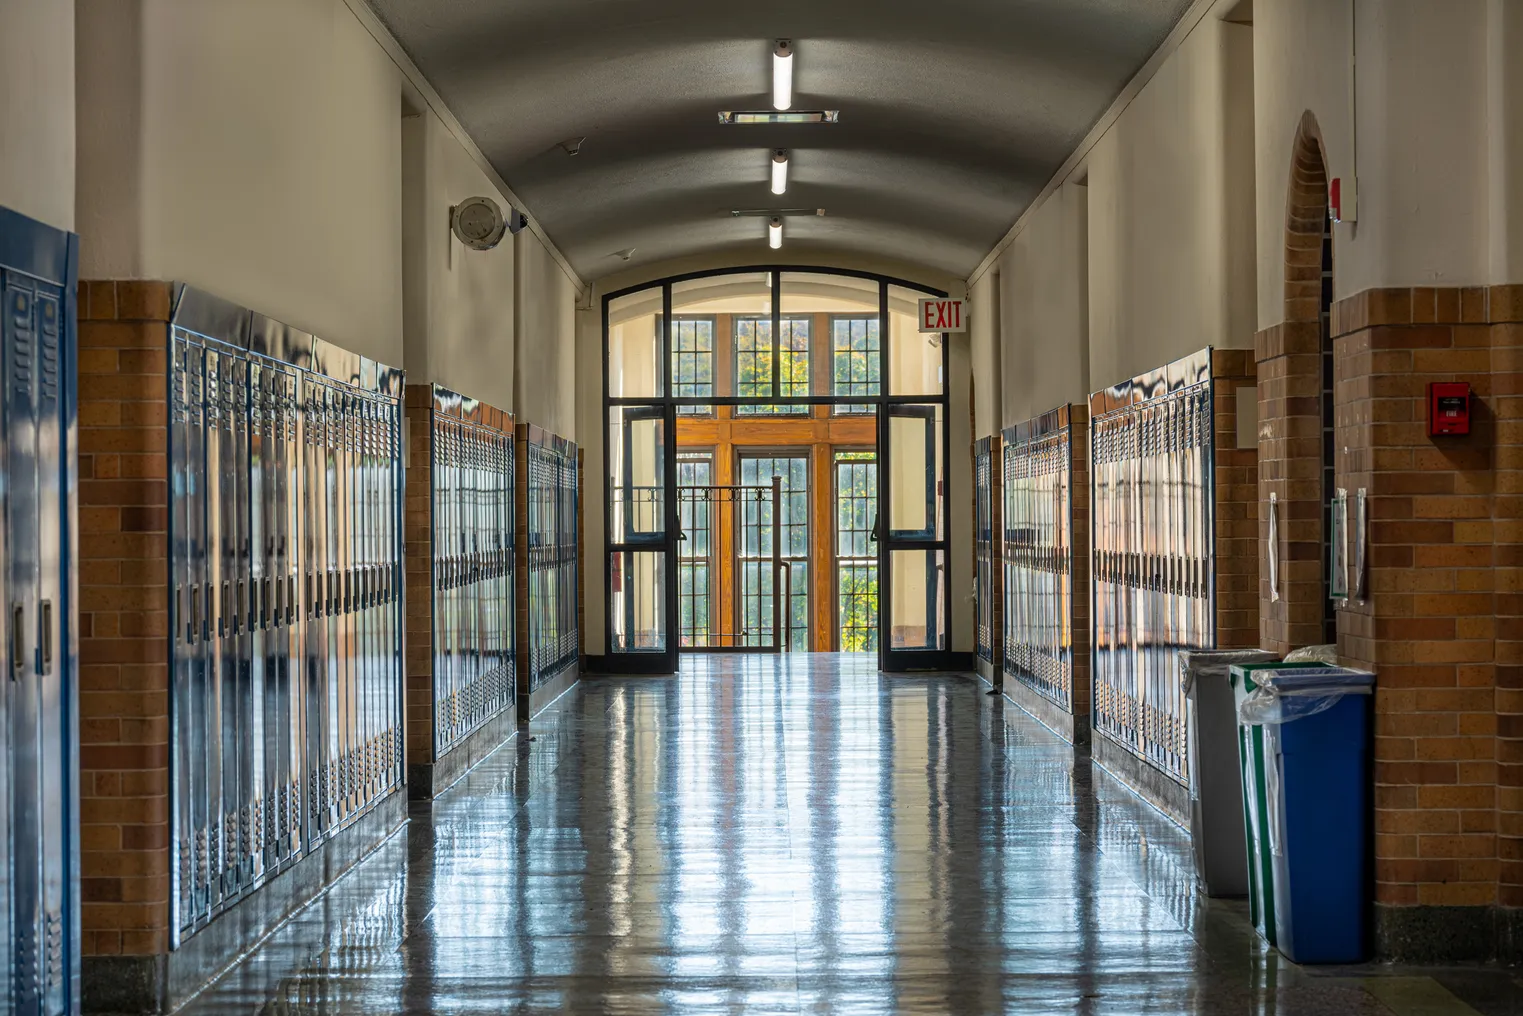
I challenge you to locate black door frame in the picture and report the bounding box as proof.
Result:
[603,267,953,673]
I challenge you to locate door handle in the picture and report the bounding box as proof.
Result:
[39,600,52,675]
[11,604,23,680]
[869,516,880,543]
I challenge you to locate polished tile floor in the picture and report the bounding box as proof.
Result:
[182,655,1515,1014]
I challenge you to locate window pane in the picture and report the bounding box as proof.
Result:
[733,317,810,415]
[673,272,772,401]
[888,405,942,540]
[608,405,664,544]
[780,271,879,406]
[836,452,878,652]
[831,316,880,413]
[608,288,662,398]
[670,315,714,414]
[890,549,945,650]
[888,284,943,396]
[738,454,809,649]
[677,456,713,646]
[610,551,666,652]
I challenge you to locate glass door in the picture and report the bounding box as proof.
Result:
[607,403,677,672]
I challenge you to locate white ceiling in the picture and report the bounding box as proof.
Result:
[367,0,1194,281]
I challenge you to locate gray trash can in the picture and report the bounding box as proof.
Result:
[1181,649,1280,896]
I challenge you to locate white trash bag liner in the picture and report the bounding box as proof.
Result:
[1238,667,1375,726]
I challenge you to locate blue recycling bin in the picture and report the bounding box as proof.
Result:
[1241,667,1374,964]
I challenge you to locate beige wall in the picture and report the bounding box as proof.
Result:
[401,107,517,410]
[1255,0,1520,324]
[0,0,74,231]
[515,230,579,438]
[968,271,999,439]
[1086,17,1256,392]
[1000,181,1089,426]
[77,0,404,364]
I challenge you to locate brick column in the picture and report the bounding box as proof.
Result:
[1212,348,1262,651]
[1328,284,1522,960]
[75,282,174,971]
[1256,320,1327,652]
[403,386,435,788]
[1068,410,1091,741]
[403,384,518,799]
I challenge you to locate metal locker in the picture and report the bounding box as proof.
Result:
[1,205,80,1016]
[167,289,404,946]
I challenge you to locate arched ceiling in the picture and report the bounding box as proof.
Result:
[366,0,1194,282]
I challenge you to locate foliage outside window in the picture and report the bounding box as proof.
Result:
[735,317,810,415]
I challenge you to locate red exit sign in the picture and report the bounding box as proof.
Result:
[918,298,967,333]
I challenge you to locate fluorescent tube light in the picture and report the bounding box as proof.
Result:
[773,40,793,111]
[771,150,789,195]
[768,216,783,249]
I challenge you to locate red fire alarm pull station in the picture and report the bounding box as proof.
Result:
[1428,382,1472,436]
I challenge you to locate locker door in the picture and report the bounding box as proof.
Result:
[34,284,66,1013]
[5,277,40,1011]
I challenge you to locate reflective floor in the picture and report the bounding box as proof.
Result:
[182,654,1515,1014]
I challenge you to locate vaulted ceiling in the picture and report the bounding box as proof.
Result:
[366,0,1193,281]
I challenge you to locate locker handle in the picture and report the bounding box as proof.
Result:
[221,582,231,636]
[39,600,52,675]
[11,604,23,680]
[238,580,247,631]
[288,576,296,624]
[177,585,185,644]
[271,576,281,626]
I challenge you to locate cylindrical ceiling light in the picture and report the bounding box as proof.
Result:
[771,150,789,195]
[773,40,793,111]
[768,216,783,249]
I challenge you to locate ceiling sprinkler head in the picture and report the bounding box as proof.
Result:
[559,137,586,156]
[609,247,636,262]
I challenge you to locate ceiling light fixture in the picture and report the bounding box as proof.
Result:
[768,216,783,250]
[718,110,838,125]
[773,40,793,111]
[770,150,789,195]
[729,207,824,217]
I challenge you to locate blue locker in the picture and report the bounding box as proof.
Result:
[0,203,80,1016]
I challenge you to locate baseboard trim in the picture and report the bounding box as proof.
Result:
[408,704,519,801]
[83,790,407,1014]
[1091,732,1189,826]
[524,661,579,719]
[1001,679,1089,752]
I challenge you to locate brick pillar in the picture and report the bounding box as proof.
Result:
[403,384,518,799]
[403,386,435,788]
[1068,410,1091,742]
[1257,112,1334,654]
[1494,286,1523,935]
[1212,349,1262,651]
[1256,320,1327,652]
[1329,284,1518,960]
[75,282,174,969]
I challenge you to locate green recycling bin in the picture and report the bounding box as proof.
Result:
[1230,661,1331,945]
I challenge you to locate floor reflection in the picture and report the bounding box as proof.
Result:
[179,654,1496,1015]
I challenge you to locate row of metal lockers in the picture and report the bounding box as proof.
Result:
[169,287,407,942]
[0,209,79,1016]
[978,351,1220,790]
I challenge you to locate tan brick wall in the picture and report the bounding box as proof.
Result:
[76,280,173,956]
[1068,411,1091,725]
[403,386,435,768]
[1258,113,1334,654]
[404,385,516,771]
[1213,349,1261,651]
[1325,283,1523,914]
